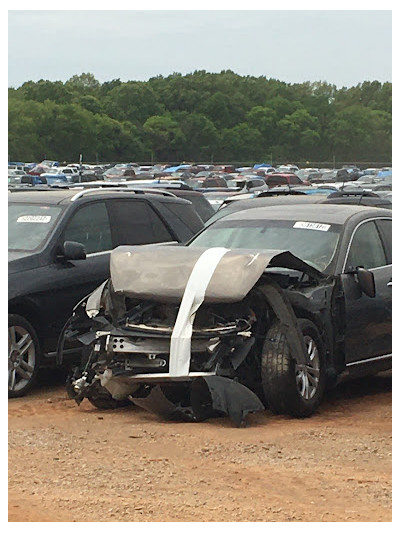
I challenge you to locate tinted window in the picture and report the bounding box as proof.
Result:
[63,202,112,254]
[266,176,286,186]
[108,200,173,246]
[161,202,204,242]
[346,221,387,270]
[375,219,392,264]
[179,194,214,222]
[288,175,302,185]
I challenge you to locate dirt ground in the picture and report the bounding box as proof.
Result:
[8,370,391,522]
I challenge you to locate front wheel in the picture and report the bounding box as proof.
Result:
[8,314,41,398]
[261,318,326,417]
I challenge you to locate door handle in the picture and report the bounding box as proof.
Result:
[387,280,392,287]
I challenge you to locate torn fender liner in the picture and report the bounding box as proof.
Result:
[110,245,324,304]
[191,377,265,427]
[258,282,308,365]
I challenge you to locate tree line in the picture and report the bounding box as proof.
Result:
[8,71,392,164]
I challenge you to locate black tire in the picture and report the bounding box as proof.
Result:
[8,314,41,398]
[261,318,326,418]
[86,380,131,410]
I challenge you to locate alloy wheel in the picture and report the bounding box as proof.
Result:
[8,325,36,393]
[295,335,320,400]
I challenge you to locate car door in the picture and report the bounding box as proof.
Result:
[342,218,392,363]
[41,200,114,350]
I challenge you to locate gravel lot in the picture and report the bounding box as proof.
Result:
[8,370,391,522]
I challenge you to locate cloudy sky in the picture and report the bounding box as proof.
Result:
[8,9,392,88]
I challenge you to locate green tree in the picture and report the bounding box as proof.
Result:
[19,80,73,104]
[218,123,264,161]
[173,112,219,160]
[104,82,164,124]
[66,73,100,91]
[143,115,186,161]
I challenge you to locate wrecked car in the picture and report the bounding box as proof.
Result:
[59,205,392,426]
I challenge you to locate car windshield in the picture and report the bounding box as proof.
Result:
[9,203,63,252]
[189,218,341,271]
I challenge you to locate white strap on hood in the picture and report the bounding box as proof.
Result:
[169,247,230,376]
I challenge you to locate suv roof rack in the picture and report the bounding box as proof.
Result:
[8,185,178,200]
[70,187,178,201]
[76,180,195,191]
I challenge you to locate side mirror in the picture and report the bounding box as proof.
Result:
[62,241,86,260]
[356,267,376,298]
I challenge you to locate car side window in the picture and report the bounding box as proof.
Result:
[375,219,392,264]
[346,220,387,270]
[107,199,173,246]
[289,175,302,185]
[63,202,112,254]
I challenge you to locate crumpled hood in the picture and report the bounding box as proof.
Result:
[109,245,324,304]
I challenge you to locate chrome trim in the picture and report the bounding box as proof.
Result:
[86,250,111,258]
[346,354,392,367]
[369,264,392,272]
[342,216,392,273]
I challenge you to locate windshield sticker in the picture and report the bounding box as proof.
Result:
[17,215,52,224]
[293,221,331,231]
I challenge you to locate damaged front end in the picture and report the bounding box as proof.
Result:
[59,245,326,426]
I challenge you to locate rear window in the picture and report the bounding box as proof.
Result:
[266,176,286,186]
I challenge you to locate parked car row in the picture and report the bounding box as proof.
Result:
[8,180,392,428]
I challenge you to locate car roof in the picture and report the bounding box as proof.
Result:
[7,188,188,206]
[267,173,297,177]
[219,203,391,225]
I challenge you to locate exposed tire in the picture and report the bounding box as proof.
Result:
[86,380,131,410]
[261,318,326,418]
[8,314,41,398]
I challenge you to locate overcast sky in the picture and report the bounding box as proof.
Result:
[8,10,392,89]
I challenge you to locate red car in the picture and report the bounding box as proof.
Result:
[265,173,310,188]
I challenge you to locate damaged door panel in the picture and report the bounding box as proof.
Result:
[59,244,343,426]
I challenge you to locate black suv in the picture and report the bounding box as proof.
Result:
[8,187,204,397]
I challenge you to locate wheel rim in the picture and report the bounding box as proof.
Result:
[8,325,36,392]
[295,335,320,400]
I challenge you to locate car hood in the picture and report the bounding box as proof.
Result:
[8,251,43,274]
[108,245,325,305]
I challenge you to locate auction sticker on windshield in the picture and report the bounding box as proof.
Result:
[293,221,331,231]
[17,215,52,223]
